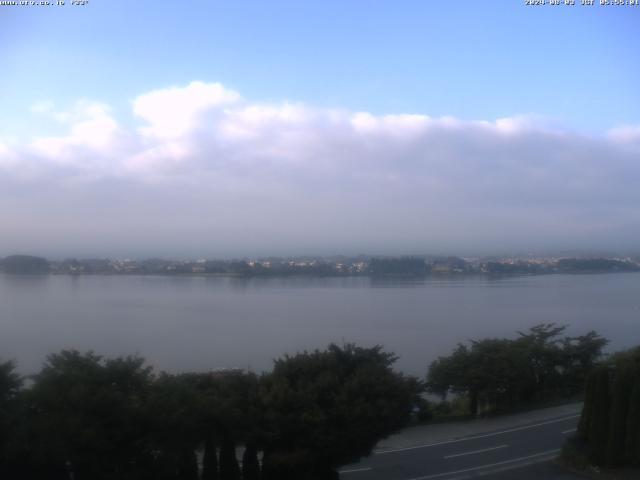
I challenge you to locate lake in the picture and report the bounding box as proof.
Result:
[1,272,639,376]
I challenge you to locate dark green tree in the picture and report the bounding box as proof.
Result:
[0,255,49,274]
[219,435,241,480]
[570,346,640,467]
[26,350,154,480]
[429,324,607,417]
[0,360,22,477]
[426,344,470,400]
[606,366,634,466]
[587,368,611,465]
[577,373,595,440]
[260,344,421,479]
[515,323,567,400]
[178,448,199,480]
[561,331,608,395]
[427,339,529,415]
[202,436,219,480]
[242,442,261,480]
[368,257,429,276]
[189,370,261,479]
[625,378,640,465]
[145,373,203,479]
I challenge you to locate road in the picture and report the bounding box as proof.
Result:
[339,413,580,480]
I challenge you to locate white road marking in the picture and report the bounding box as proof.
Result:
[375,414,580,454]
[562,428,577,434]
[404,449,561,480]
[443,444,508,459]
[339,467,372,474]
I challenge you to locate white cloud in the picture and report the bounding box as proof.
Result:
[350,112,430,137]
[29,101,120,165]
[2,81,640,255]
[608,124,640,143]
[133,81,240,139]
[0,142,13,167]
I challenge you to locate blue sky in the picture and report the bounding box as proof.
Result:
[1,1,640,257]
[2,0,638,136]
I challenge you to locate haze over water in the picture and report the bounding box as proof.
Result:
[3,272,639,376]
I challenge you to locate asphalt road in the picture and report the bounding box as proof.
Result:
[339,414,581,480]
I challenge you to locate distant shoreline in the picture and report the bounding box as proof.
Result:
[2,270,640,280]
[1,254,639,277]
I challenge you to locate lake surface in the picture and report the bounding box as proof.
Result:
[1,273,639,376]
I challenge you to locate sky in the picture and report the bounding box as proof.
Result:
[1,0,639,258]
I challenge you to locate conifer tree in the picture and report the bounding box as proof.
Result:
[242,441,261,480]
[202,437,219,480]
[625,378,640,465]
[588,368,610,465]
[606,366,633,466]
[178,448,198,480]
[577,373,595,440]
[219,435,241,480]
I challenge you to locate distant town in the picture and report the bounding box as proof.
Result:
[1,253,640,277]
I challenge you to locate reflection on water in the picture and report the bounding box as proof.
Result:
[1,272,639,375]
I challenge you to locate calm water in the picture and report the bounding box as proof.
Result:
[1,273,639,376]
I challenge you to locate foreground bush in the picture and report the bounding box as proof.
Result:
[575,346,640,468]
[427,324,607,416]
[0,344,420,480]
[260,344,421,479]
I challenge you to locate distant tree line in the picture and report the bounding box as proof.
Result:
[483,261,545,275]
[569,346,640,468]
[426,324,608,416]
[0,344,420,480]
[2,254,640,277]
[0,255,50,274]
[367,257,430,276]
[555,258,640,273]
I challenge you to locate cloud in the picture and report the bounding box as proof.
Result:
[2,81,640,256]
[608,124,640,145]
[28,101,122,171]
[133,81,240,139]
[0,142,14,167]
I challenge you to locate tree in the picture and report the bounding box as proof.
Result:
[571,346,640,468]
[587,368,610,465]
[26,350,154,480]
[428,324,608,417]
[556,258,639,273]
[242,441,261,480]
[0,255,49,274]
[614,347,640,465]
[219,435,241,480]
[0,360,21,401]
[177,448,199,480]
[606,366,634,466]
[625,379,640,465]
[202,436,219,480]
[426,344,470,400]
[577,373,595,440]
[188,370,261,479]
[260,344,421,479]
[515,323,567,400]
[0,360,22,477]
[561,331,608,395]
[428,339,529,415]
[145,373,203,479]
[368,257,429,276]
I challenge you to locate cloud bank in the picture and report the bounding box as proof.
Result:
[1,81,639,257]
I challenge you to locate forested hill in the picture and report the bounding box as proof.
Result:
[0,255,50,274]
